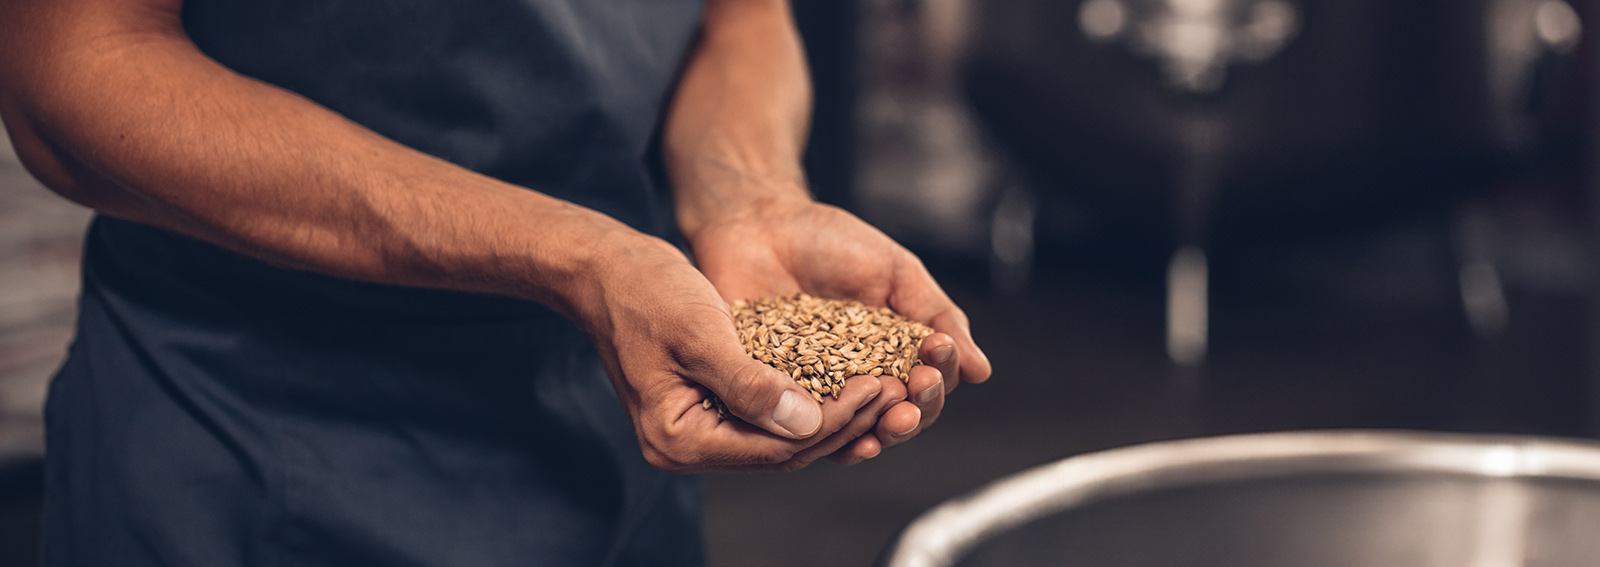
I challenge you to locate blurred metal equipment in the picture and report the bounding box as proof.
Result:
[1465,0,1578,341]
[1078,0,1300,93]
[853,0,1049,298]
[1487,0,1582,148]
[989,182,1039,295]
[963,0,1586,365]
[1165,245,1208,365]
[881,431,1600,567]
[1453,206,1511,337]
[856,0,1001,259]
[1082,0,1302,366]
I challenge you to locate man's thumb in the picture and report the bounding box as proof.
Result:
[712,357,822,439]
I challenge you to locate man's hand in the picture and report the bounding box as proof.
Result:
[573,232,935,472]
[685,196,993,464]
[661,0,992,465]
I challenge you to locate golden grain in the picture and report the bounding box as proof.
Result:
[701,293,935,421]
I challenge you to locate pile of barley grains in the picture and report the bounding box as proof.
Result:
[702,293,934,420]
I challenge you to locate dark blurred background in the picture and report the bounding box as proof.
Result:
[2,0,1598,565]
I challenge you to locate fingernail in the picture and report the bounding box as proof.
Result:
[898,406,922,438]
[932,344,954,365]
[772,390,821,437]
[915,383,940,405]
[865,444,882,459]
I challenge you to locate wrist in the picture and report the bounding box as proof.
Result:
[674,177,813,243]
[480,202,650,321]
[553,226,691,333]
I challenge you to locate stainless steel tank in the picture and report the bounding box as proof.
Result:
[882,431,1600,567]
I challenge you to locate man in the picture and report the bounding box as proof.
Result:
[0,0,991,564]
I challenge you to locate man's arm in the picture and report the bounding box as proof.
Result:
[0,0,614,310]
[0,0,866,473]
[664,0,993,464]
[664,0,814,236]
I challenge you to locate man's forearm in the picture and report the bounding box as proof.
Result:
[664,0,815,240]
[0,0,637,318]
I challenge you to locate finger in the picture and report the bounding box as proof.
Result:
[647,399,808,472]
[825,435,883,465]
[670,374,881,472]
[873,401,922,450]
[782,375,896,467]
[690,342,823,440]
[823,372,906,464]
[918,333,960,395]
[902,363,945,434]
[714,374,887,472]
[876,364,944,451]
[921,307,989,385]
[888,257,992,385]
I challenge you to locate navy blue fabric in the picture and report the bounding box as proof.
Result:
[43,1,706,566]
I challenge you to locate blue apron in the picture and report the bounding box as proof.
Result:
[42,1,706,565]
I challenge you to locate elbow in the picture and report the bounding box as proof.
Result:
[1,96,138,216]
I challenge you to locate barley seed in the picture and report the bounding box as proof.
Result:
[702,293,934,421]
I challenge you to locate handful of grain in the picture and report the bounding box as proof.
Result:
[702,293,934,420]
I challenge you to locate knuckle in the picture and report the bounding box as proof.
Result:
[773,458,808,473]
[879,377,908,403]
[640,446,689,473]
[724,363,776,414]
[755,445,798,466]
[645,237,689,261]
[644,419,682,449]
[640,422,699,471]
